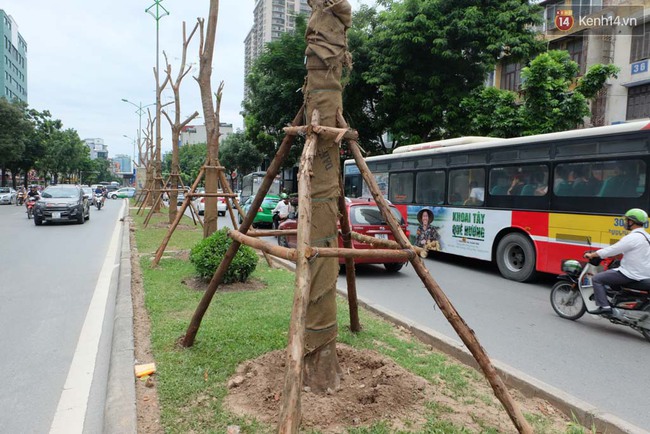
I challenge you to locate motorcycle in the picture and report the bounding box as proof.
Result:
[95,193,104,210]
[16,192,25,206]
[26,197,37,219]
[550,253,650,342]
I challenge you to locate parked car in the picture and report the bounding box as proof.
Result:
[194,189,227,216]
[278,198,409,272]
[33,184,90,225]
[0,187,17,205]
[239,194,281,228]
[111,187,136,199]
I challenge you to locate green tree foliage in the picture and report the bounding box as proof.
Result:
[459,51,619,137]
[242,15,307,167]
[219,132,263,175]
[164,143,207,185]
[521,51,619,134]
[39,128,89,184]
[365,0,542,145]
[343,5,386,154]
[454,87,523,138]
[0,98,31,185]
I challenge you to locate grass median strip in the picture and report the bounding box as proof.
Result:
[133,212,587,433]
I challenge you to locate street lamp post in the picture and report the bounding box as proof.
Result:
[146,0,170,211]
[121,99,155,166]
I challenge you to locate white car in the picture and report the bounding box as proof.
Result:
[0,187,17,205]
[194,189,227,216]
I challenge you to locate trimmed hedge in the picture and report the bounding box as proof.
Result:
[189,228,258,284]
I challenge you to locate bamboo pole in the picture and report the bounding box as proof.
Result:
[338,179,361,333]
[350,231,427,257]
[247,229,298,237]
[151,166,206,266]
[278,110,319,433]
[345,132,533,433]
[228,229,297,261]
[181,105,305,348]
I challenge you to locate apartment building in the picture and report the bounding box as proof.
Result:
[494,0,650,126]
[1,9,27,103]
[180,123,234,146]
[84,138,108,160]
[244,0,311,94]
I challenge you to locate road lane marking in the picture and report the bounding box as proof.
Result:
[49,201,126,434]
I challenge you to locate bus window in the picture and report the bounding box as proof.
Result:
[389,172,414,203]
[344,174,362,198]
[448,168,485,206]
[415,170,445,205]
[489,165,548,197]
[597,160,645,198]
[554,160,645,198]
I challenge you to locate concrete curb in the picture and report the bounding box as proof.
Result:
[104,204,137,433]
[268,255,648,434]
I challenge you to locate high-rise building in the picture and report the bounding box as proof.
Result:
[84,138,108,160]
[244,0,311,94]
[1,9,28,103]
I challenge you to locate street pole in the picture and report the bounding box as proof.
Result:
[121,99,155,167]
[146,0,169,212]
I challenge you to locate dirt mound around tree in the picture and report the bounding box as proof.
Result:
[224,344,431,432]
[224,343,567,433]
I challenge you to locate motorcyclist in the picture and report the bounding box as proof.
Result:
[272,193,294,229]
[26,185,40,202]
[95,185,106,204]
[584,208,650,315]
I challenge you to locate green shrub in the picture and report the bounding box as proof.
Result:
[189,228,258,284]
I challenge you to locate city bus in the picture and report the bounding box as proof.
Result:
[343,121,650,282]
[240,171,281,204]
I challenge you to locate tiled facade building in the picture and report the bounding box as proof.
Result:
[1,9,27,103]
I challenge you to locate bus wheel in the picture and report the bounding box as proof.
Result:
[496,233,537,282]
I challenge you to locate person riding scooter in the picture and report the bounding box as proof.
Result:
[26,185,40,202]
[584,208,650,315]
[95,185,106,205]
[272,193,294,229]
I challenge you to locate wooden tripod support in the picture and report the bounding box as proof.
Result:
[168,104,532,433]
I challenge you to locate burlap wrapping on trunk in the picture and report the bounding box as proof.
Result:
[303,0,351,353]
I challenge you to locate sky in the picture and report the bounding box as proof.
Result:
[2,0,369,161]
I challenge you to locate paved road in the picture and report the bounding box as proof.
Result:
[0,199,124,433]
[337,253,650,430]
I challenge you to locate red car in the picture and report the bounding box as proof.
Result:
[277,198,410,272]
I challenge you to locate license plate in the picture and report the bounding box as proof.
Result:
[374,234,388,239]
[52,212,61,219]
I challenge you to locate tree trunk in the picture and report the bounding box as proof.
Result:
[301,0,352,393]
[196,2,221,238]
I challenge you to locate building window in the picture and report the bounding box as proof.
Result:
[500,60,522,91]
[626,83,650,120]
[630,23,650,63]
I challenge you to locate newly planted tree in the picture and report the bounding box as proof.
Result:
[162,21,200,223]
[195,0,223,238]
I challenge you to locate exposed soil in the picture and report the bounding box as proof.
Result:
[129,220,573,433]
[223,345,569,433]
[130,225,163,434]
[182,275,267,292]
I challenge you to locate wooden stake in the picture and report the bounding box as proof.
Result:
[339,193,361,332]
[278,110,319,434]
[346,135,533,434]
[181,105,305,347]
